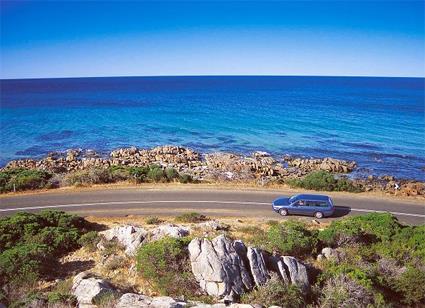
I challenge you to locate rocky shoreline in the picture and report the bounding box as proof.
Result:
[2,145,424,197]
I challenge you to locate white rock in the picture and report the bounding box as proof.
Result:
[72,272,115,306]
[116,293,187,308]
[197,220,230,231]
[246,247,270,286]
[149,224,190,241]
[188,235,253,298]
[282,256,309,292]
[100,225,147,255]
[321,247,340,261]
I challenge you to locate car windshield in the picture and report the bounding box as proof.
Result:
[289,195,297,203]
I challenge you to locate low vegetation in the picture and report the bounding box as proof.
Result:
[136,237,201,298]
[241,276,304,307]
[0,165,194,193]
[287,170,363,192]
[0,168,52,193]
[1,211,424,307]
[0,211,93,306]
[175,212,208,223]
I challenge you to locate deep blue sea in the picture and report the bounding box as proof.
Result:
[1,76,424,181]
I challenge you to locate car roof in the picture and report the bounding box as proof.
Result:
[292,194,330,201]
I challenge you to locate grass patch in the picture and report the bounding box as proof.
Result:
[145,216,163,225]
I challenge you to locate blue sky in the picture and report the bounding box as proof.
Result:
[1,1,424,79]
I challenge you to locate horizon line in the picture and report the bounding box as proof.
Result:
[1,74,424,81]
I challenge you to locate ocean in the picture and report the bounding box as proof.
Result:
[0,76,424,181]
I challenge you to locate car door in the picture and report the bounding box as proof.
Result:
[289,200,305,215]
[304,200,318,216]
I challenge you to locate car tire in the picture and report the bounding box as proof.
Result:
[279,209,288,216]
[314,211,324,219]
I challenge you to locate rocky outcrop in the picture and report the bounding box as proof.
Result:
[99,225,147,256]
[188,235,310,298]
[72,272,116,306]
[149,224,190,241]
[116,293,186,308]
[188,235,253,298]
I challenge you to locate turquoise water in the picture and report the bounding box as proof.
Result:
[1,76,424,180]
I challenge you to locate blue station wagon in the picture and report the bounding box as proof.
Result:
[272,194,334,219]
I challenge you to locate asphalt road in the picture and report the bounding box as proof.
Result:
[0,188,424,225]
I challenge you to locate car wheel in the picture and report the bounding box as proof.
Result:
[315,211,324,219]
[279,209,288,216]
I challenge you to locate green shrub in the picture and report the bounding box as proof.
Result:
[78,231,100,251]
[128,166,149,182]
[175,212,207,223]
[319,274,377,307]
[241,277,304,307]
[165,168,179,181]
[0,243,49,287]
[0,168,52,193]
[136,237,199,297]
[319,213,403,247]
[261,220,318,257]
[0,211,91,290]
[63,168,113,186]
[146,165,166,182]
[145,216,163,225]
[179,173,193,183]
[287,171,362,192]
[391,266,425,305]
[47,279,76,306]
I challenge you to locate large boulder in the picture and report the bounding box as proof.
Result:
[116,293,186,308]
[246,247,270,286]
[149,224,190,241]
[72,272,116,306]
[279,256,309,292]
[188,235,253,298]
[100,225,148,255]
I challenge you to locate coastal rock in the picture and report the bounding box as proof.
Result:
[149,224,190,241]
[100,225,148,255]
[72,272,116,306]
[188,235,253,298]
[285,156,356,174]
[116,293,186,308]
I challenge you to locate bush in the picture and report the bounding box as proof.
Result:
[146,165,166,182]
[179,173,193,183]
[391,266,425,305]
[165,168,179,181]
[136,237,199,297]
[47,279,76,306]
[78,231,100,251]
[319,213,402,247]
[261,220,318,257]
[63,168,113,186]
[0,211,91,292]
[175,212,207,223]
[287,171,362,192]
[241,277,304,307]
[0,168,52,193]
[319,274,376,307]
[145,216,163,225]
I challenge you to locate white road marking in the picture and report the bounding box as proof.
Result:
[0,200,424,218]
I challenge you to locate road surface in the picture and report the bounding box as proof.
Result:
[0,188,424,225]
